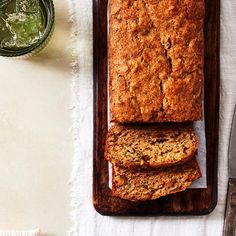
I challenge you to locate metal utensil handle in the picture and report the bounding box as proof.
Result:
[224,179,236,236]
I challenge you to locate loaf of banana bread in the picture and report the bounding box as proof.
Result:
[112,158,201,201]
[105,124,198,169]
[109,0,204,122]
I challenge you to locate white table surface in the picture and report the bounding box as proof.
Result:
[0,1,73,235]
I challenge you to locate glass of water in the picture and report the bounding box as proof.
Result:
[0,0,54,57]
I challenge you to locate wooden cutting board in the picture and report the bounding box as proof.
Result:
[93,0,220,216]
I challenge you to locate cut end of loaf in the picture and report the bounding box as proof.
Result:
[105,123,198,169]
[112,158,201,201]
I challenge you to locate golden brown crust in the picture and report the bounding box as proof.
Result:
[109,0,204,123]
[105,123,198,169]
[112,158,201,201]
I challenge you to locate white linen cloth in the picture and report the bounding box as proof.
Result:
[0,229,40,236]
[71,0,236,235]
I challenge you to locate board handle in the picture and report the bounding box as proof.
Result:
[223,179,236,236]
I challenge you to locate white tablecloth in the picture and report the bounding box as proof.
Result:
[71,0,236,235]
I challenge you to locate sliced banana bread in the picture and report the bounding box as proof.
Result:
[105,124,198,169]
[112,158,201,201]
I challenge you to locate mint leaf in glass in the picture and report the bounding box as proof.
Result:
[2,12,44,48]
[0,0,45,49]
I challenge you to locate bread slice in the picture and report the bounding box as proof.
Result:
[105,124,198,169]
[112,158,201,201]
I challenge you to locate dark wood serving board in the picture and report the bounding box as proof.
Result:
[93,0,220,216]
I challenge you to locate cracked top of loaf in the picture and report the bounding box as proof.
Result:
[109,0,204,122]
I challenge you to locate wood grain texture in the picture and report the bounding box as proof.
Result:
[93,0,220,216]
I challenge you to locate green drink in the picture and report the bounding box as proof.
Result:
[0,0,54,57]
